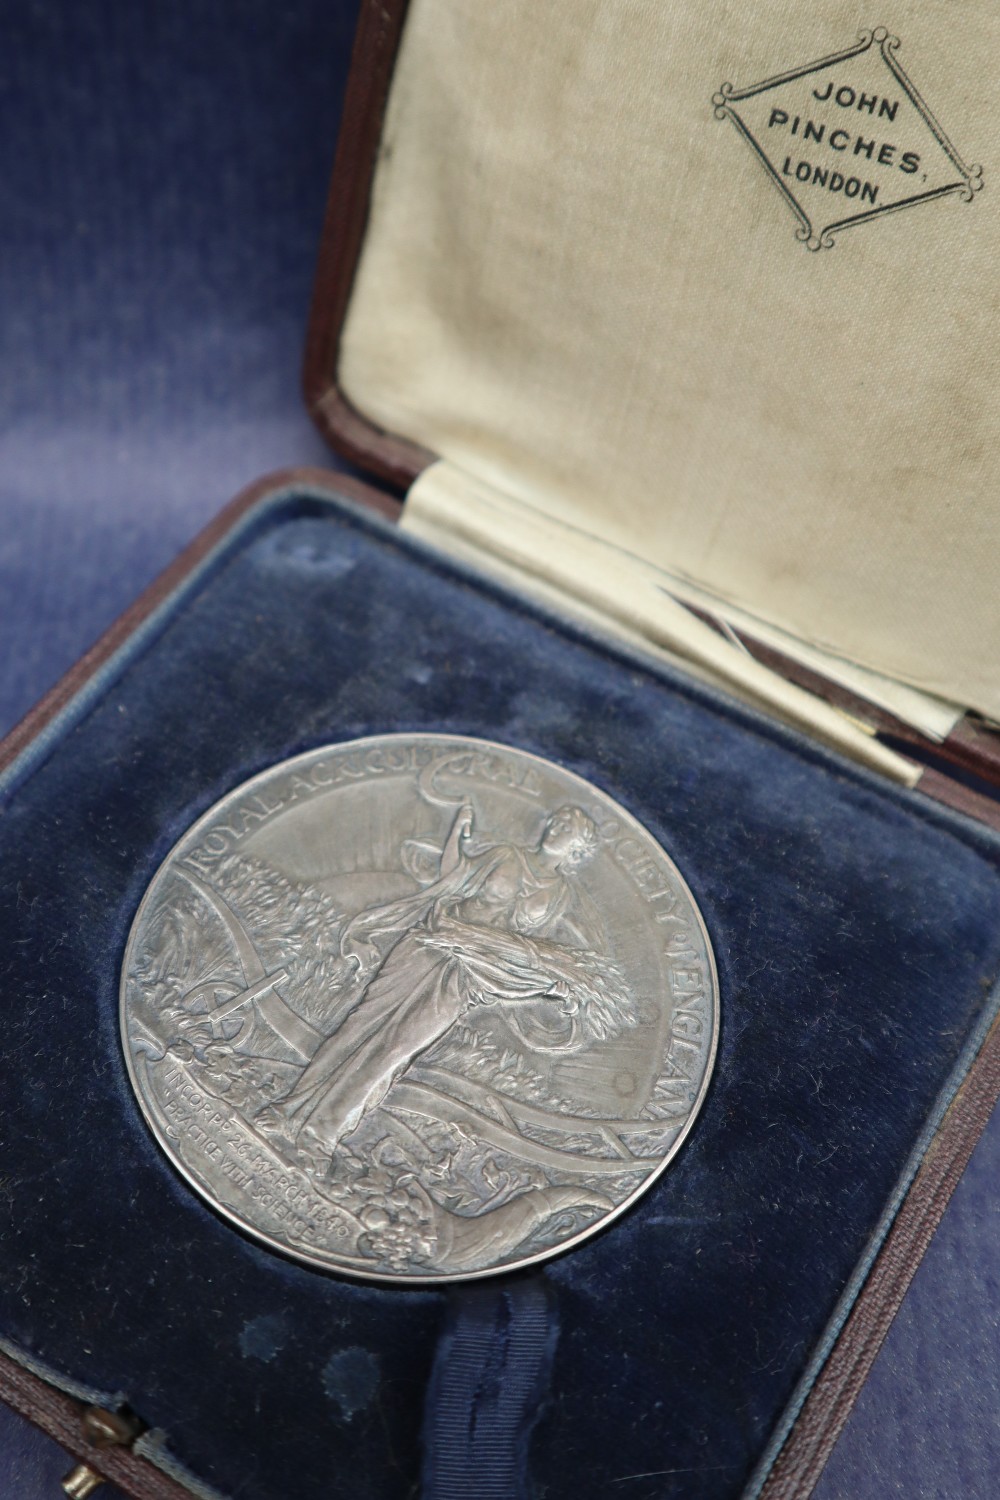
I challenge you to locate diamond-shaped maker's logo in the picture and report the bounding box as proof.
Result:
[713,26,983,250]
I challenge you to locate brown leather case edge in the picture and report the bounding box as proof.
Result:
[301,0,433,491]
[760,1006,1000,1498]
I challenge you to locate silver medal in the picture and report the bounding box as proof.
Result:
[121,735,718,1282]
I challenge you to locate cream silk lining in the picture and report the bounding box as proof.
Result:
[339,0,998,768]
[403,466,919,780]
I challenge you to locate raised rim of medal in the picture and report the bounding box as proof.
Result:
[118,733,721,1285]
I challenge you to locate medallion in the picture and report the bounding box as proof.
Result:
[121,735,718,1282]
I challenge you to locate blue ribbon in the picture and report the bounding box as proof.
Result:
[421,1277,558,1500]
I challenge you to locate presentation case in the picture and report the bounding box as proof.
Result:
[3,3,1000,1497]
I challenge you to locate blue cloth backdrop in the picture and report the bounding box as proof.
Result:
[0,3,999,1497]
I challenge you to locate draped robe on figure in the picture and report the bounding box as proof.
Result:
[270,839,602,1152]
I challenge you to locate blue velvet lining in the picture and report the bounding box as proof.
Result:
[2,485,1000,1500]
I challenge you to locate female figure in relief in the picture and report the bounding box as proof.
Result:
[259,801,631,1155]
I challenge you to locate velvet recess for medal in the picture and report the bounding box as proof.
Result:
[2,486,1000,1499]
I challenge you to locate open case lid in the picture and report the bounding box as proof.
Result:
[304,0,1000,791]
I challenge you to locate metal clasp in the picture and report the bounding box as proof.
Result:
[61,1466,104,1499]
[59,1404,142,1497]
